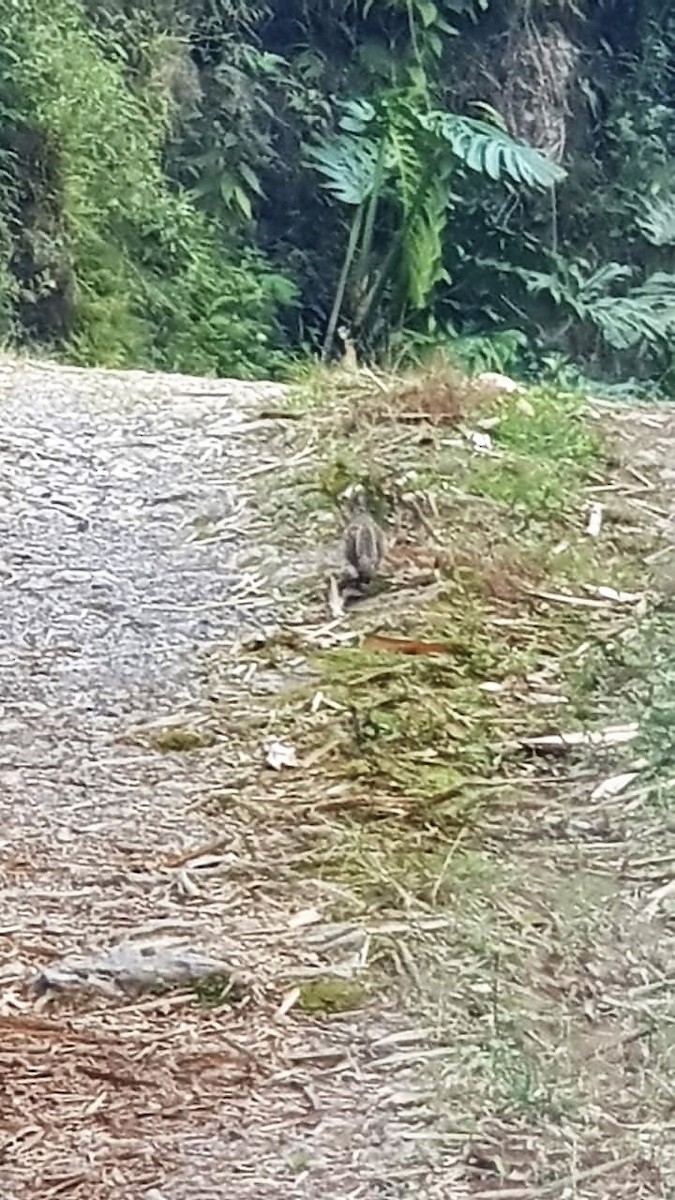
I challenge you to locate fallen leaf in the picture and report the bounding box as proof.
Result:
[476,371,525,396]
[277,987,301,1017]
[288,908,322,930]
[363,634,448,656]
[464,428,494,454]
[587,502,603,538]
[583,584,644,605]
[529,589,610,609]
[590,771,639,802]
[326,573,344,618]
[642,877,675,918]
[264,738,298,770]
[519,723,639,753]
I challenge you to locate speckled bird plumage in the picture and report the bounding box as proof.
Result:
[341,492,385,587]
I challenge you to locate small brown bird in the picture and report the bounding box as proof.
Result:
[340,491,386,591]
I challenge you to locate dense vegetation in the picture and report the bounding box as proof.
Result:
[2,0,675,386]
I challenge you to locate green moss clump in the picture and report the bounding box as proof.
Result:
[297,977,366,1013]
[150,725,216,752]
[193,974,244,1007]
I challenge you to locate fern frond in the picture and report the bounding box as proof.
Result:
[382,95,450,310]
[575,261,633,302]
[403,177,449,309]
[386,107,424,218]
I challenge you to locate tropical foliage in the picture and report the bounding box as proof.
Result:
[0,0,675,386]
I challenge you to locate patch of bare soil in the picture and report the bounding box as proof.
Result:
[0,364,672,1199]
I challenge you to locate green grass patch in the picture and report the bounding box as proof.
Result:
[240,364,666,929]
[270,371,656,879]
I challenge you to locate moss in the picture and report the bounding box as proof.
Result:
[150,725,216,752]
[297,977,367,1014]
[193,974,244,1007]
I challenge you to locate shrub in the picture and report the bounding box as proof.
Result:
[0,0,294,376]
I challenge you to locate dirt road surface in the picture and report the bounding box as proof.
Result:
[0,361,465,1200]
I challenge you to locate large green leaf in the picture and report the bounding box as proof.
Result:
[338,98,377,135]
[421,112,566,188]
[590,272,675,350]
[574,261,633,302]
[637,196,675,247]
[516,254,675,350]
[386,108,424,216]
[364,0,487,21]
[305,134,380,205]
[518,258,633,317]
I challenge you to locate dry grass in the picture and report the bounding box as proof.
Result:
[385,357,502,425]
[288,352,504,432]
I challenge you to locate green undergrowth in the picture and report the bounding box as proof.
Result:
[258,365,666,910]
[567,604,675,784]
[149,725,216,753]
[0,0,291,375]
[232,365,675,1150]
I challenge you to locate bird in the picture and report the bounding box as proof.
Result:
[340,489,386,592]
